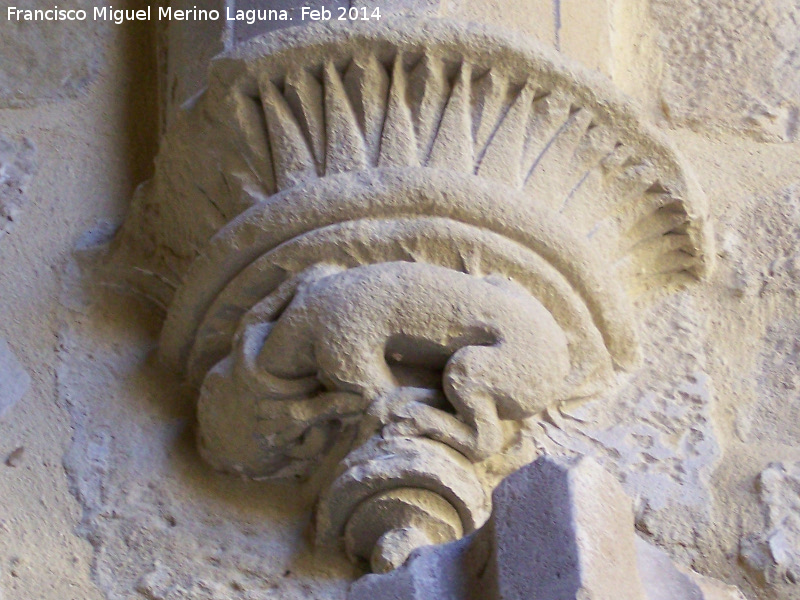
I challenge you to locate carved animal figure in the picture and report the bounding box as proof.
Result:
[248,261,571,463]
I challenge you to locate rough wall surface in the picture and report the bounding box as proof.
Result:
[0,136,36,242]
[2,3,800,600]
[652,0,800,142]
[0,0,99,108]
[0,6,157,600]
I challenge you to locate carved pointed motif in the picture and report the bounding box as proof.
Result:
[119,20,713,574]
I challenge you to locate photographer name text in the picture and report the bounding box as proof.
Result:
[7,5,382,26]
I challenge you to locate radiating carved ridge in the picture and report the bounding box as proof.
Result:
[221,50,706,294]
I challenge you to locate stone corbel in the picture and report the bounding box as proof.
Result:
[116,18,713,574]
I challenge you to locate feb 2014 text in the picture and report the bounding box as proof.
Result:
[6,6,382,25]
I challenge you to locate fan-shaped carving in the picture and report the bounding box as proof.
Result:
[123,20,710,309]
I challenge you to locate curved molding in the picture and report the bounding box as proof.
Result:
[163,171,637,384]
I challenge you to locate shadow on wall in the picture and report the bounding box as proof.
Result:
[122,0,160,186]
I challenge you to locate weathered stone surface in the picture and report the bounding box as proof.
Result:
[349,457,743,600]
[352,0,444,17]
[2,1,799,600]
[163,0,354,126]
[635,536,704,600]
[726,183,800,445]
[57,290,359,600]
[232,0,350,43]
[535,294,721,563]
[652,0,800,142]
[637,536,746,600]
[717,182,800,301]
[689,575,749,600]
[198,263,571,475]
[444,0,555,47]
[0,136,36,241]
[5,446,25,468]
[560,0,612,74]
[348,535,476,600]
[0,0,99,107]
[744,318,800,444]
[0,338,30,419]
[114,18,712,575]
[124,19,710,302]
[484,456,646,600]
[161,0,228,130]
[741,462,800,585]
[315,436,490,573]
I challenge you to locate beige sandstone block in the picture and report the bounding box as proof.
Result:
[560,0,613,76]
[651,0,800,141]
[161,0,228,128]
[0,0,99,107]
[349,457,742,599]
[0,339,30,420]
[352,0,446,18]
[0,135,35,241]
[484,456,647,600]
[445,0,555,46]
